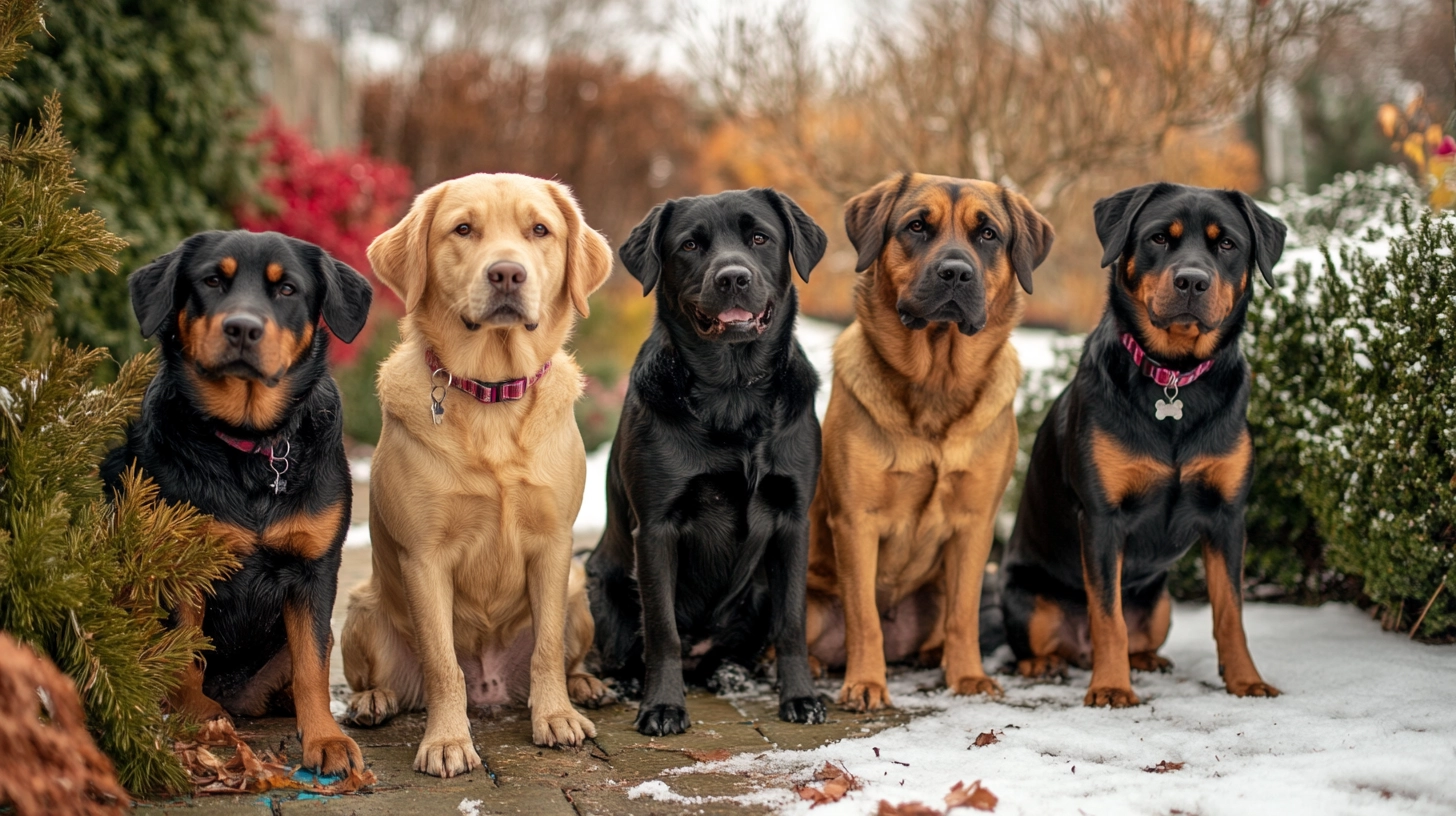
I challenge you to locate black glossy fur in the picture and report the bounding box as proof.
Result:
[586,189,829,736]
[102,230,372,715]
[1001,184,1286,683]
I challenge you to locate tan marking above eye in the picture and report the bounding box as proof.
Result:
[1168,221,1184,238]
[1206,223,1221,240]
[219,257,238,277]
[266,262,284,282]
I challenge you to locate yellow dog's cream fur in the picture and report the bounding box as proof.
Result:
[340,173,612,778]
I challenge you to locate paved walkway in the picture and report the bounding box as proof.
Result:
[137,488,909,814]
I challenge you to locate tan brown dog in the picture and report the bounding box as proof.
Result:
[806,173,1053,711]
[340,173,613,778]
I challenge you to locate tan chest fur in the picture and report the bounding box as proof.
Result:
[824,324,1021,606]
[368,337,587,651]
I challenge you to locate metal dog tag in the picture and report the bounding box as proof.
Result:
[430,369,450,426]
[431,397,445,425]
[1155,398,1183,421]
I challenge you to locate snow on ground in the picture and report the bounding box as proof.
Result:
[631,603,1456,816]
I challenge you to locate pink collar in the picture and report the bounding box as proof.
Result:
[425,348,550,404]
[215,430,283,458]
[1119,332,1215,388]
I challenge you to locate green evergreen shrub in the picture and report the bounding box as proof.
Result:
[0,0,235,794]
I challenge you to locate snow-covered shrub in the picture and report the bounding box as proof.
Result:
[1249,171,1456,638]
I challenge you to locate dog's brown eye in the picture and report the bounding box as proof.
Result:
[908,220,925,233]
[278,283,296,296]
[1151,233,1168,246]
[1219,238,1236,251]
[751,232,768,246]
[203,276,222,288]
[682,240,697,251]
[980,227,997,241]
[533,224,549,237]
[454,223,471,236]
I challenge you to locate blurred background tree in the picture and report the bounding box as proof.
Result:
[0,0,265,363]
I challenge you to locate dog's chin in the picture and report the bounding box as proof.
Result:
[462,307,539,333]
[896,302,985,337]
[193,358,285,388]
[689,301,773,341]
[1146,307,1217,333]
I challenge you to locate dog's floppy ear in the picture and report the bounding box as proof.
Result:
[844,173,912,273]
[1227,190,1287,288]
[1094,183,1168,269]
[620,200,675,296]
[545,181,612,318]
[288,238,374,343]
[1001,187,1055,295]
[368,182,445,312]
[758,188,828,283]
[129,231,217,338]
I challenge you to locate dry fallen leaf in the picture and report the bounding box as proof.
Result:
[971,731,1000,748]
[683,748,731,763]
[796,761,860,806]
[1143,760,1186,774]
[176,732,376,796]
[877,800,944,816]
[945,779,999,812]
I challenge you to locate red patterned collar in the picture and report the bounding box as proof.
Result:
[1119,332,1215,388]
[425,347,550,405]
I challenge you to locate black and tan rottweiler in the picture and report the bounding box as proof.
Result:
[1001,183,1286,707]
[586,189,829,736]
[102,230,373,772]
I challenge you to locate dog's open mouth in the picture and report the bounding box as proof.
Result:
[692,302,773,337]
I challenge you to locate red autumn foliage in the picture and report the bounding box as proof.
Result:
[235,110,414,363]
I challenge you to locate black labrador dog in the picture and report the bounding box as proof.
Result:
[587,189,829,736]
[102,230,373,772]
[1001,183,1285,707]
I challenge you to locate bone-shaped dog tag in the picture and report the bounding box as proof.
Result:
[1155,398,1183,421]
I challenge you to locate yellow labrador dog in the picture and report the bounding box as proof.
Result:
[340,173,613,778]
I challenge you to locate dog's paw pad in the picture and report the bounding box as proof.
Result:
[568,673,617,709]
[1129,652,1174,673]
[951,675,1003,698]
[1084,686,1140,708]
[1229,681,1280,698]
[1016,656,1068,679]
[779,695,827,724]
[344,688,397,727]
[413,734,481,778]
[304,734,365,775]
[534,709,596,747]
[634,703,689,736]
[837,681,892,712]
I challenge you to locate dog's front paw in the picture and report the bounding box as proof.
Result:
[568,673,617,709]
[1084,686,1140,708]
[534,707,596,747]
[950,675,1003,698]
[634,703,689,736]
[344,688,398,727]
[1227,680,1280,698]
[413,732,481,778]
[303,732,365,775]
[779,695,827,724]
[1017,656,1068,679]
[1129,652,1174,673]
[837,679,892,712]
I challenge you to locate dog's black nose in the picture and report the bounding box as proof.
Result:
[488,261,527,293]
[713,266,752,292]
[1173,267,1212,294]
[221,313,265,348]
[935,260,976,284]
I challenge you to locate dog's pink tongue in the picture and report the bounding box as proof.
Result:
[718,307,755,323]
